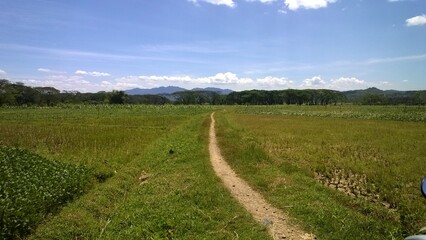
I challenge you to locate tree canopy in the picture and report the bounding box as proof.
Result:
[1,79,424,106]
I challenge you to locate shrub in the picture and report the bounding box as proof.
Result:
[0,146,91,239]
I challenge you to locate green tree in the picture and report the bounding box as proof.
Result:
[109,90,127,104]
[0,79,17,105]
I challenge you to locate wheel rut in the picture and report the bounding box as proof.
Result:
[208,113,316,240]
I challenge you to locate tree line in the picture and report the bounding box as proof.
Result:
[224,89,344,105]
[0,79,165,105]
[1,79,424,106]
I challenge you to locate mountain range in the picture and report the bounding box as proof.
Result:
[125,86,425,104]
[125,86,233,95]
[342,87,424,102]
[126,86,423,97]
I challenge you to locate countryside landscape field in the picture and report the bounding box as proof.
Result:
[2,0,426,239]
[1,104,425,239]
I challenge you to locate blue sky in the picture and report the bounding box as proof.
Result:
[0,0,425,92]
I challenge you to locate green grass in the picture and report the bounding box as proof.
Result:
[0,105,218,182]
[215,106,426,239]
[0,105,271,239]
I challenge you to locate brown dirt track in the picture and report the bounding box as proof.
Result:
[208,113,316,240]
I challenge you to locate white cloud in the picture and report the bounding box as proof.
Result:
[90,72,111,77]
[75,70,111,77]
[329,77,367,90]
[37,68,52,73]
[189,0,236,7]
[284,0,337,10]
[406,14,426,27]
[128,72,253,89]
[109,72,292,91]
[37,68,66,74]
[75,70,88,75]
[379,81,390,86]
[301,76,369,90]
[17,72,388,93]
[256,76,293,88]
[22,75,100,92]
[0,69,6,76]
[301,75,326,88]
[198,72,253,84]
[246,0,278,3]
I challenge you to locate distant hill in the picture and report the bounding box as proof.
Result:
[191,87,233,95]
[126,86,186,95]
[342,87,426,104]
[125,86,425,104]
[125,86,233,95]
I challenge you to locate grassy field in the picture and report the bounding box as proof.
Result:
[233,104,426,122]
[1,104,425,239]
[0,105,270,239]
[0,105,210,178]
[215,105,426,239]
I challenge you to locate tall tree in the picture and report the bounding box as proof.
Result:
[109,90,127,104]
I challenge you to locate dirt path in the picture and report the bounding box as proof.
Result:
[209,113,316,240]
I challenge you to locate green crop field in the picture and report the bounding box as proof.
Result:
[0,146,91,239]
[0,105,270,239]
[0,104,425,239]
[215,105,426,239]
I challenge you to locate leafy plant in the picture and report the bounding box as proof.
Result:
[0,146,91,239]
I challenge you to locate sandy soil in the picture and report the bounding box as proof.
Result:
[209,113,316,240]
